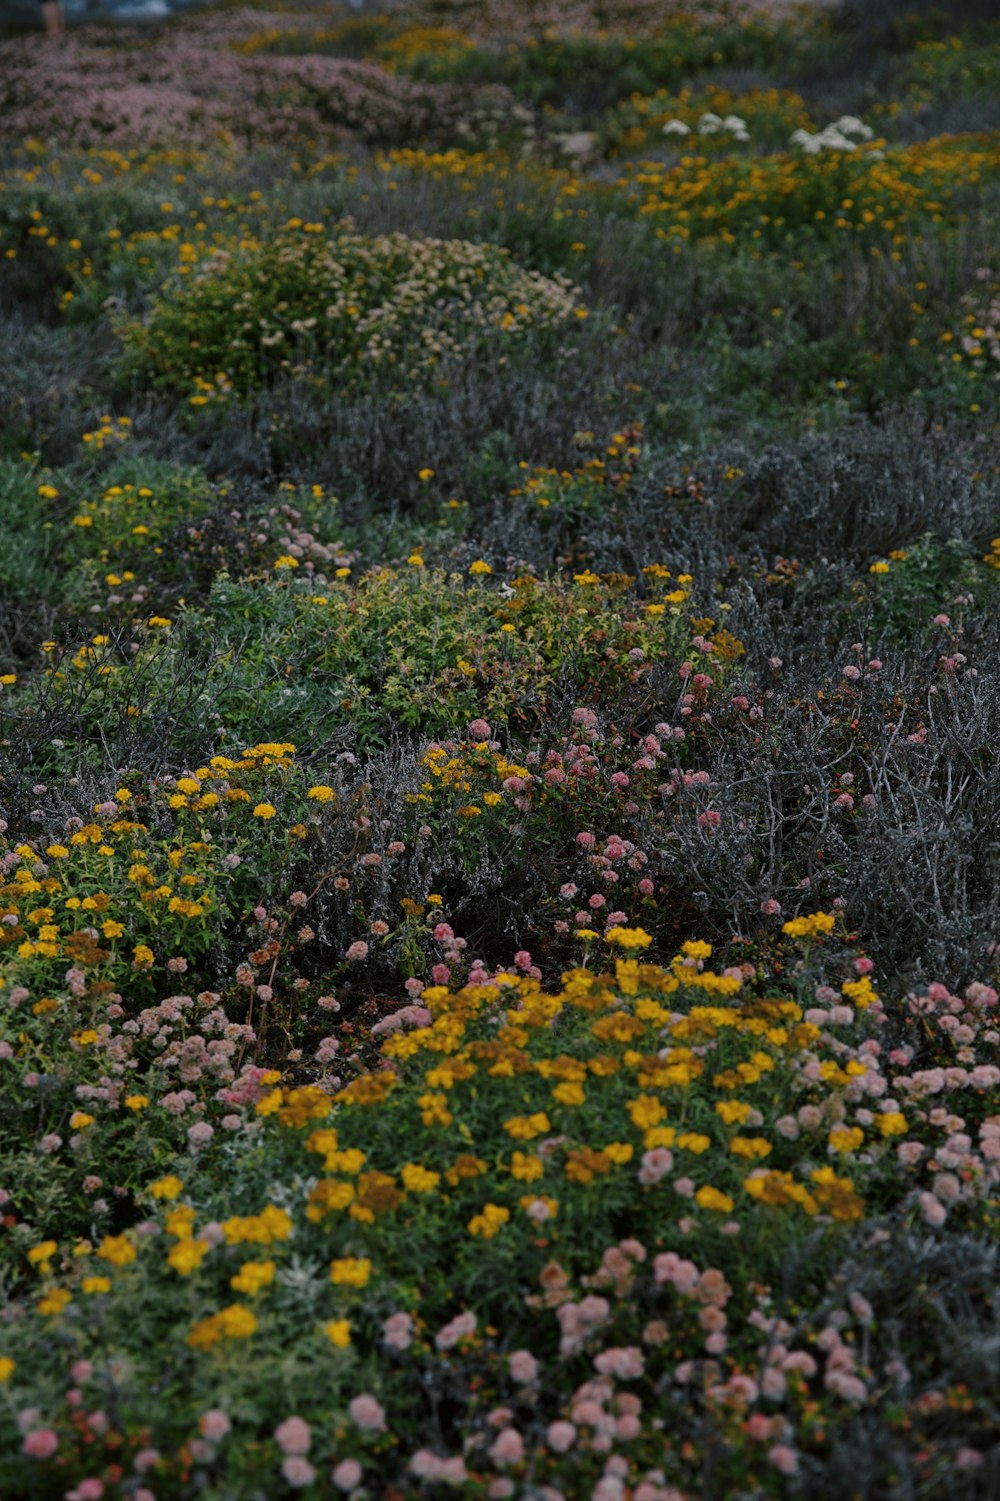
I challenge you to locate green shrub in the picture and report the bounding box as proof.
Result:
[117,224,584,403]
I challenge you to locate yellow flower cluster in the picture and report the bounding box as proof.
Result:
[220,1205,293,1246]
[782,911,837,939]
[187,1303,259,1349]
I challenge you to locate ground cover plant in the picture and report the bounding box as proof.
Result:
[0,0,999,1497]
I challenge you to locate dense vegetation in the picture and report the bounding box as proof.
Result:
[1,0,998,1496]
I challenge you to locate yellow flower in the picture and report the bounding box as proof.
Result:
[730,1136,772,1160]
[605,926,653,950]
[400,1163,441,1193]
[28,1241,58,1268]
[0,1357,15,1382]
[781,911,836,939]
[407,554,425,567]
[69,1111,95,1129]
[133,944,154,966]
[469,560,492,576]
[308,785,336,802]
[124,1095,149,1111]
[552,1081,585,1107]
[418,1092,453,1127]
[503,1113,551,1141]
[330,1256,372,1288]
[96,1235,136,1268]
[877,1112,908,1136]
[324,1319,351,1348]
[418,468,435,481]
[221,1205,293,1246]
[82,1276,112,1295]
[38,1288,72,1317]
[230,1259,276,1294]
[168,1239,209,1276]
[676,1132,711,1155]
[187,1304,258,1349]
[467,1203,510,1238]
[715,1099,752,1126]
[252,803,277,820]
[627,1095,666,1130]
[828,1126,865,1154]
[149,1174,184,1200]
[509,1151,544,1183]
[695,1185,734,1213]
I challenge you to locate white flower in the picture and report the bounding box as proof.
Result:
[661,119,691,136]
[816,127,857,151]
[698,112,723,135]
[834,115,874,140]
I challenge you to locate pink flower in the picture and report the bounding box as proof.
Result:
[488,1427,524,1467]
[436,1311,477,1350]
[918,1191,947,1227]
[768,1445,798,1475]
[638,1148,673,1185]
[22,1429,59,1459]
[653,1252,698,1290]
[546,1421,576,1453]
[67,1482,104,1501]
[332,1458,363,1490]
[469,719,491,740]
[760,898,781,916]
[382,1311,414,1351]
[594,1347,644,1380]
[348,1395,386,1432]
[281,1457,316,1488]
[200,1410,231,1441]
[345,941,368,962]
[508,1350,539,1383]
[275,1417,311,1455]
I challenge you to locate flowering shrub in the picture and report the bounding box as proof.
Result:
[605,84,814,156]
[118,223,583,402]
[2,932,997,1497]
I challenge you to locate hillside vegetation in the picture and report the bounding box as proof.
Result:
[0,1,998,1497]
